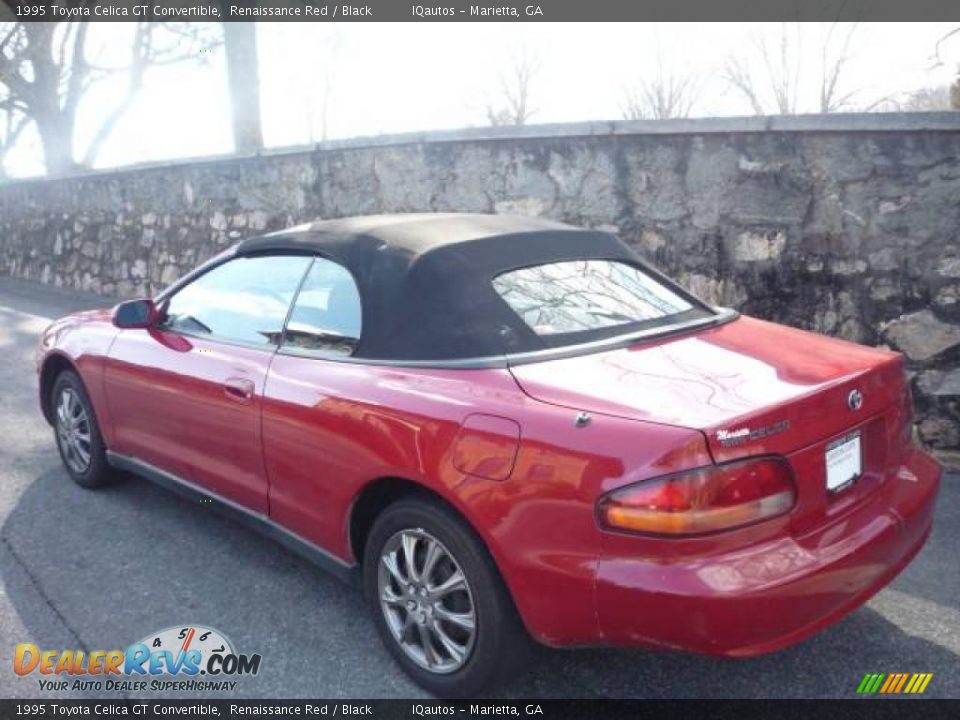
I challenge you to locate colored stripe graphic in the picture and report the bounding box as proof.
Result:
[857,673,933,694]
[906,673,933,694]
[857,673,885,694]
[884,673,903,693]
[894,674,909,693]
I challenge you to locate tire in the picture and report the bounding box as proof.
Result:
[51,370,115,489]
[363,495,530,697]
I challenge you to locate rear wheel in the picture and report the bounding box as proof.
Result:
[52,370,115,489]
[363,496,529,696]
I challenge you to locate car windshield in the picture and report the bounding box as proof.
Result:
[492,259,704,338]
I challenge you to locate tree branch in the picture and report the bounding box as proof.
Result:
[722,56,765,115]
[933,27,960,68]
[63,22,91,118]
[80,21,151,167]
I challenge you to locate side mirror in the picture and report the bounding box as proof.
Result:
[112,298,158,329]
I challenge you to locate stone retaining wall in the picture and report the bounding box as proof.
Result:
[2,113,959,452]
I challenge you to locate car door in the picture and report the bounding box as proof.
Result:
[103,253,313,513]
[261,257,368,551]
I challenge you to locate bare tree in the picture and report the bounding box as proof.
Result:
[0,73,27,176]
[621,65,698,120]
[221,22,262,154]
[83,21,220,167]
[723,54,766,115]
[933,27,960,68]
[872,81,959,113]
[723,22,860,115]
[0,23,87,174]
[818,21,859,113]
[901,85,954,111]
[931,28,960,110]
[0,21,220,174]
[485,49,539,127]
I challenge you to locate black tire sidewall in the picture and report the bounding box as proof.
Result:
[51,370,112,488]
[362,496,526,697]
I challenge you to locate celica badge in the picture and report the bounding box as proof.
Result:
[716,420,791,447]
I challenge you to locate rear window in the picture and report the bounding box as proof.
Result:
[492,259,701,337]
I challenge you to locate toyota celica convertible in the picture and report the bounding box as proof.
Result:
[38,214,940,695]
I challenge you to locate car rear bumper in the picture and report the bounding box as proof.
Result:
[594,445,941,656]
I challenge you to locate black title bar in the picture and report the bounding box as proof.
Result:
[2,0,960,22]
[0,700,958,719]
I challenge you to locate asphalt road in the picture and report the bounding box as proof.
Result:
[0,276,957,700]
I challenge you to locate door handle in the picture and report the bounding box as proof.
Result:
[224,377,255,402]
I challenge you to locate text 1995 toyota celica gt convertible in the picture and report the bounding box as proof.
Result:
[37,214,940,695]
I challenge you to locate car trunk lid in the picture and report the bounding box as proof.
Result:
[509,315,909,531]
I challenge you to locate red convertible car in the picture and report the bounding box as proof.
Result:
[37,214,940,695]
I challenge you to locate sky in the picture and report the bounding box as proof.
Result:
[3,21,959,177]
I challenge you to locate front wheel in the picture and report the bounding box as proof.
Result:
[51,370,115,489]
[363,496,530,697]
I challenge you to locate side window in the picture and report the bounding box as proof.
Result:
[283,258,362,357]
[161,255,312,346]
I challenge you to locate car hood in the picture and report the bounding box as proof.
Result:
[42,308,113,340]
[508,314,906,462]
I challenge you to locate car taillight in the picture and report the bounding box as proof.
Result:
[597,457,795,536]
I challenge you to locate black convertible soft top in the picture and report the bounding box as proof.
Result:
[228,213,721,364]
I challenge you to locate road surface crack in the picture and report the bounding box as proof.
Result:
[1,535,90,653]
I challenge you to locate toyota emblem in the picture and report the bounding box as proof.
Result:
[847,389,864,411]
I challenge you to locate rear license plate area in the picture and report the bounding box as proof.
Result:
[825,432,862,493]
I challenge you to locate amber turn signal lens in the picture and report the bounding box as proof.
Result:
[597,457,795,535]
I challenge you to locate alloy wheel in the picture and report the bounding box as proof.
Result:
[55,387,92,474]
[378,528,477,674]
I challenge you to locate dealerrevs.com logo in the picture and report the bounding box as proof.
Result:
[14,625,262,693]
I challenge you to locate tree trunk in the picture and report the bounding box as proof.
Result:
[18,23,80,175]
[35,112,76,175]
[222,22,263,155]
